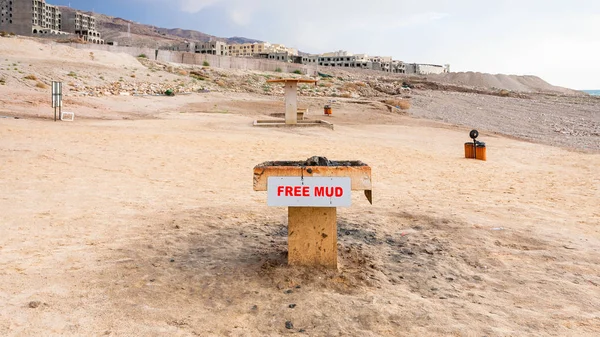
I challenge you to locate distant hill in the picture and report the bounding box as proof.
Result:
[60,7,262,48]
[429,72,582,95]
[155,29,261,44]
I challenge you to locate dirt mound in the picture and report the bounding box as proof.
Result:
[430,72,581,94]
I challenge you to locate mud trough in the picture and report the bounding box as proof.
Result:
[253,157,372,268]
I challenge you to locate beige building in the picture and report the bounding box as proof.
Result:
[228,42,298,58]
[0,0,66,36]
[312,51,407,73]
[228,42,268,57]
[0,1,102,43]
[62,10,103,44]
[270,43,298,56]
[317,51,371,69]
[196,41,228,56]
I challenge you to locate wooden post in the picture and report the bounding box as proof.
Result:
[284,81,298,124]
[287,207,337,268]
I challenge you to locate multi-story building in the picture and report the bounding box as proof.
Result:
[228,42,298,58]
[62,10,103,44]
[228,42,267,57]
[195,41,228,56]
[301,55,319,65]
[0,0,66,35]
[0,1,102,42]
[269,43,298,56]
[390,60,406,74]
[309,50,432,74]
[258,51,293,63]
[316,51,371,69]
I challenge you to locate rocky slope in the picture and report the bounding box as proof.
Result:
[59,7,261,48]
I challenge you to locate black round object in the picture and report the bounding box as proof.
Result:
[469,130,479,140]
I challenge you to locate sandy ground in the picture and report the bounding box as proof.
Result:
[1,90,599,336]
[1,37,600,336]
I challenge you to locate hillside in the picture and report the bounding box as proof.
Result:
[429,72,581,95]
[56,9,579,96]
[59,7,261,48]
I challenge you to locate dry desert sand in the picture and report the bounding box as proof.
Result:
[1,38,600,336]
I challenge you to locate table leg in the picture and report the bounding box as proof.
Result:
[284,82,298,124]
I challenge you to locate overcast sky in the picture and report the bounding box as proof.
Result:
[57,0,600,89]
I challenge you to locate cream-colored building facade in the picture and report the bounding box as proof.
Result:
[228,42,298,58]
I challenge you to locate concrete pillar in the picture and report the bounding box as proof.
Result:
[285,81,298,124]
[287,207,338,268]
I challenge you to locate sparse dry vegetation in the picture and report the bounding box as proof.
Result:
[24,74,38,81]
[499,89,511,97]
[384,99,411,110]
[35,81,48,89]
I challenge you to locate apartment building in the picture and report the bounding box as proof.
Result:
[300,50,438,74]
[0,1,102,43]
[228,42,298,58]
[62,10,103,44]
[316,51,371,69]
[257,51,294,63]
[228,42,267,57]
[0,0,66,35]
[301,55,319,65]
[270,43,298,56]
[196,41,228,56]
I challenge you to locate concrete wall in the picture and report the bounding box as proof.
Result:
[406,63,448,75]
[416,64,447,75]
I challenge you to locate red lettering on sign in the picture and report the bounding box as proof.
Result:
[277,185,284,196]
[294,186,301,196]
[325,187,334,197]
[313,186,345,198]
[303,186,310,197]
[285,186,293,196]
[314,186,324,197]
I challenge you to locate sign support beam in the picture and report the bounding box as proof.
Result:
[288,207,337,268]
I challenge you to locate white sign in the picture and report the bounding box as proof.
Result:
[267,176,351,207]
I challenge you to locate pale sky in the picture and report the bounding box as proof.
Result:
[62,0,600,89]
